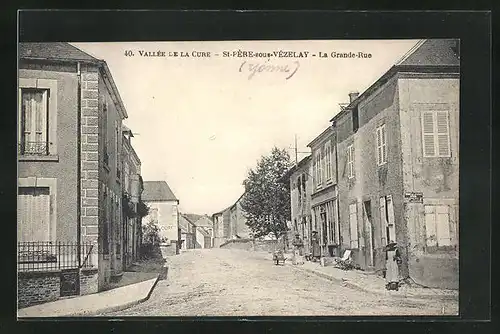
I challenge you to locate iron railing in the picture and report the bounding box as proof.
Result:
[18,141,48,156]
[17,241,95,272]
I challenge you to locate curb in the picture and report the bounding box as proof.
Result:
[287,263,458,302]
[70,274,162,317]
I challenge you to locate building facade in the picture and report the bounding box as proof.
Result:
[308,127,342,258]
[329,39,459,288]
[142,181,180,256]
[287,156,314,253]
[211,212,224,247]
[179,214,196,250]
[121,126,143,269]
[17,42,129,306]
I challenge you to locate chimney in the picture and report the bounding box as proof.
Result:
[349,91,359,103]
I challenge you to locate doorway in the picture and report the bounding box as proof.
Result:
[363,200,375,268]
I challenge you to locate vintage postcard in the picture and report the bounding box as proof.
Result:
[17,39,459,317]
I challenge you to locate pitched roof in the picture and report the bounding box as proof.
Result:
[196,226,211,237]
[329,39,459,123]
[183,214,204,224]
[194,215,213,228]
[396,39,460,67]
[19,42,99,62]
[142,181,178,202]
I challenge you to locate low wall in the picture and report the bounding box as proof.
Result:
[220,239,278,253]
[80,268,98,295]
[408,253,459,290]
[18,267,100,309]
[18,271,60,309]
[159,243,177,257]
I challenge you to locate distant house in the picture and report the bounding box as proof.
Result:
[179,214,196,250]
[142,181,180,256]
[195,226,212,249]
[193,215,214,248]
[182,214,214,249]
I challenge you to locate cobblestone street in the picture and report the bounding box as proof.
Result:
[101,248,458,316]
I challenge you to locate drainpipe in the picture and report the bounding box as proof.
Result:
[76,62,82,267]
[332,122,342,255]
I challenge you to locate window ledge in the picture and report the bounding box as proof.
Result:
[19,154,59,162]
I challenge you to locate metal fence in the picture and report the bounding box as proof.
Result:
[17,241,95,272]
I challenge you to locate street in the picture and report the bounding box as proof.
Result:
[102,248,458,316]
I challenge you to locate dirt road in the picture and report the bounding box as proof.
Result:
[102,248,458,316]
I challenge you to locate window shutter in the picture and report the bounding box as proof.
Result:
[376,128,382,165]
[422,112,435,156]
[18,194,31,241]
[349,203,358,248]
[425,205,437,246]
[386,195,396,242]
[379,197,387,245]
[436,111,451,157]
[436,205,451,246]
[34,91,48,144]
[381,125,387,163]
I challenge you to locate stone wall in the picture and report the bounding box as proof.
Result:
[18,271,60,309]
[80,65,102,288]
[220,239,278,253]
[80,268,99,295]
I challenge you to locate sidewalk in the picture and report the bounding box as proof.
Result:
[285,258,458,301]
[18,259,168,318]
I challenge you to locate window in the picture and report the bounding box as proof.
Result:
[297,175,302,205]
[150,208,159,223]
[19,89,49,155]
[422,110,451,157]
[347,144,355,179]
[379,195,396,245]
[318,150,323,186]
[115,120,121,179]
[17,187,50,241]
[349,203,358,248]
[102,189,109,255]
[314,151,322,189]
[102,100,109,166]
[352,106,359,132]
[324,143,332,181]
[425,205,452,247]
[376,124,387,165]
[331,143,337,181]
[327,201,337,244]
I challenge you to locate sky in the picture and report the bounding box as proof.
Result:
[72,40,419,215]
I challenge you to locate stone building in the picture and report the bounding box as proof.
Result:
[308,127,342,258]
[121,125,143,269]
[330,39,459,288]
[17,42,128,307]
[142,181,180,256]
[284,155,314,253]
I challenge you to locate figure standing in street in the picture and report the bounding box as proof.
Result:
[292,233,304,265]
[311,230,321,262]
[384,240,402,291]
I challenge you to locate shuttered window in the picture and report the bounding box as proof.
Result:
[324,143,332,181]
[422,110,451,157]
[349,203,358,248]
[376,124,387,165]
[17,187,51,241]
[425,205,452,247]
[20,89,49,155]
[347,144,355,179]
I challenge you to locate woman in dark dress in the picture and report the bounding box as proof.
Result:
[311,231,321,262]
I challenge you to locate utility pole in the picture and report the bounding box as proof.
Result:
[294,134,298,166]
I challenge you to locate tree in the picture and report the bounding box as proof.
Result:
[240,147,293,241]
